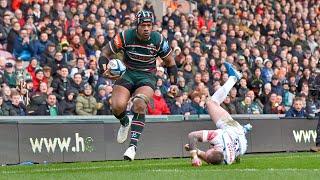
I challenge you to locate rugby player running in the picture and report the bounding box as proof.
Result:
[102,10,177,160]
[185,62,252,166]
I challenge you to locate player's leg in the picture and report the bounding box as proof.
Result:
[111,84,132,143]
[206,100,232,125]
[124,85,154,160]
[210,62,242,104]
[208,62,242,125]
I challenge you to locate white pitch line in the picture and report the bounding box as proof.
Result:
[1,155,319,175]
[244,154,320,160]
[148,169,320,172]
[0,162,185,174]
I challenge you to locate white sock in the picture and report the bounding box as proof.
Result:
[211,76,237,104]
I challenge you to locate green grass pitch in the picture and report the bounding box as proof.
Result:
[1,152,319,180]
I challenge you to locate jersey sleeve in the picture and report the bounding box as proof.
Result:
[108,32,125,54]
[201,130,219,143]
[157,35,172,59]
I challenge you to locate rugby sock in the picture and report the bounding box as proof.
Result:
[114,112,129,126]
[211,76,237,104]
[129,113,145,148]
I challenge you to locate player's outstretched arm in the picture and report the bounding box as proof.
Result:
[187,131,206,166]
[162,52,178,84]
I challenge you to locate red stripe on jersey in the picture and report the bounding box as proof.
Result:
[114,34,123,49]
[207,131,218,141]
[132,122,145,127]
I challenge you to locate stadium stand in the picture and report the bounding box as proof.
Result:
[0,0,318,116]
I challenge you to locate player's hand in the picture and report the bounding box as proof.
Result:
[103,68,120,80]
[184,144,190,151]
[191,157,202,167]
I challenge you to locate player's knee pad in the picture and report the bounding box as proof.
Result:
[132,94,149,113]
[132,93,149,105]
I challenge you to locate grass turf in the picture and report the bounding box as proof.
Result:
[0,152,319,180]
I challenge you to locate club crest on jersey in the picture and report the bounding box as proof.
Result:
[148,44,156,54]
[132,132,138,138]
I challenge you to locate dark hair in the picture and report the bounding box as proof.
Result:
[206,151,224,165]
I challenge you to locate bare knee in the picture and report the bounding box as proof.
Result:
[111,98,128,116]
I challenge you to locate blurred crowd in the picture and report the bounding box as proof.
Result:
[0,0,319,117]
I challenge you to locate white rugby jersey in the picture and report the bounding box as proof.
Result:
[202,128,247,165]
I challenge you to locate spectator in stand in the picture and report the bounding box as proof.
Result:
[221,95,237,114]
[1,85,11,106]
[298,68,314,92]
[246,90,263,114]
[40,42,56,67]
[48,51,68,77]
[15,58,31,83]
[34,93,63,116]
[3,62,16,88]
[236,95,257,114]
[147,88,171,115]
[32,69,48,92]
[177,77,189,93]
[261,59,274,84]
[237,78,249,99]
[190,92,207,115]
[95,85,112,115]
[264,93,285,114]
[60,89,77,115]
[271,76,284,96]
[42,66,53,87]
[3,89,27,116]
[51,66,72,101]
[32,32,51,60]
[76,84,97,115]
[70,58,91,83]
[26,57,38,80]
[282,81,295,110]
[0,13,11,47]
[6,22,20,53]
[70,34,86,59]
[70,72,85,95]
[275,95,286,114]
[260,83,272,105]
[0,92,6,115]
[170,92,196,115]
[164,85,179,111]
[28,81,49,115]
[229,87,239,105]
[285,97,308,118]
[13,28,34,61]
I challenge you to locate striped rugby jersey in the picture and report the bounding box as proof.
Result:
[109,28,172,71]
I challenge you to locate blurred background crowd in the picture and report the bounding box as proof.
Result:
[0,0,319,117]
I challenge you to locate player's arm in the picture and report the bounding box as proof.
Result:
[163,53,178,84]
[101,33,124,79]
[185,143,209,163]
[158,35,177,84]
[187,131,204,153]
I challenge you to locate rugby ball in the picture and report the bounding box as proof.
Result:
[107,59,126,76]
